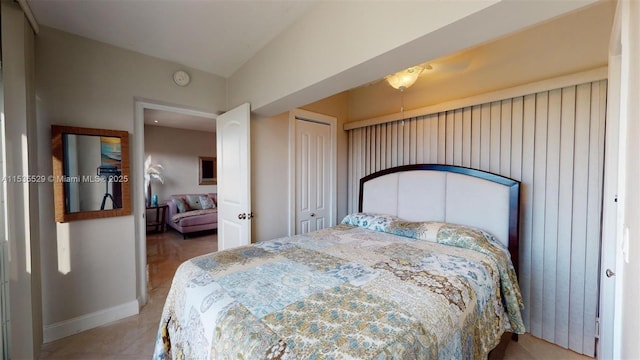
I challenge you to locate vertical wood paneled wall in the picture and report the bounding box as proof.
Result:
[347,80,607,356]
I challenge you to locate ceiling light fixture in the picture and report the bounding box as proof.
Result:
[385,65,426,91]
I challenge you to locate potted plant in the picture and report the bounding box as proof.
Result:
[144,155,164,207]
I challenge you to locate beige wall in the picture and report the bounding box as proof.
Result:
[251,92,349,243]
[251,112,289,243]
[144,125,216,202]
[35,26,226,341]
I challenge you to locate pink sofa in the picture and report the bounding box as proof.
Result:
[165,193,218,238]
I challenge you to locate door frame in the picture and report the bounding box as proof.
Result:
[599,1,624,357]
[287,109,337,236]
[133,100,216,306]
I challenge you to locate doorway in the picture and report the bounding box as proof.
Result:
[288,109,337,235]
[133,100,216,306]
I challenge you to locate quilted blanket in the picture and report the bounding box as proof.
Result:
[154,213,525,359]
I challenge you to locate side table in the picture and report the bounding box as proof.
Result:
[146,204,168,233]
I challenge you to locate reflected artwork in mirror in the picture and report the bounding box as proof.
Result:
[52,125,131,222]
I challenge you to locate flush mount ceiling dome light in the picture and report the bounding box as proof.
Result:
[385,65,428,91]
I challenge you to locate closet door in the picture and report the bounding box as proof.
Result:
[295,119,331,234]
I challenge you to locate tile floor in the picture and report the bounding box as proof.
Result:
[39,230,218,359]
[39,230,593,360]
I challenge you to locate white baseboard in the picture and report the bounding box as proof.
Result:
[43,300,140,343]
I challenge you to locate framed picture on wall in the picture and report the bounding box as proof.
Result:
[198,156,217,185]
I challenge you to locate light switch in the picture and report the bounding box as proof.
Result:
[622,225,630,264]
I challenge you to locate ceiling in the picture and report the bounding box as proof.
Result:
[27,0,317,78]
[144,109,215,133]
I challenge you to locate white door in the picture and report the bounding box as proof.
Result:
[599,36,620,360]
[216,103,251,251]
[295,119,331,234]
[600,1,640,358]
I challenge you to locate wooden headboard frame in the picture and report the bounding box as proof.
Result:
[358,164,520,276]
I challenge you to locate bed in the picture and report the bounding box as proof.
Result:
[153,164,525,359]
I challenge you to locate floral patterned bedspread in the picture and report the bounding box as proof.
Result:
[154,213,525,359]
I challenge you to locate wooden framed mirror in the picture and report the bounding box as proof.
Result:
[52,125,131,222]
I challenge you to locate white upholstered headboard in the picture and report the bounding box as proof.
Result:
[359,164,520,273]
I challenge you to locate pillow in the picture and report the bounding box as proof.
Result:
[199,195,216,210]
[172,197,190,213]
[431,223,509,254]
[185,195,202,210]
[341,212,401,232]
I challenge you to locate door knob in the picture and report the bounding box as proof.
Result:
[310,213,316,217]
[248,212,254,219]
[606,268,615,278]
[238,213,246,220]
